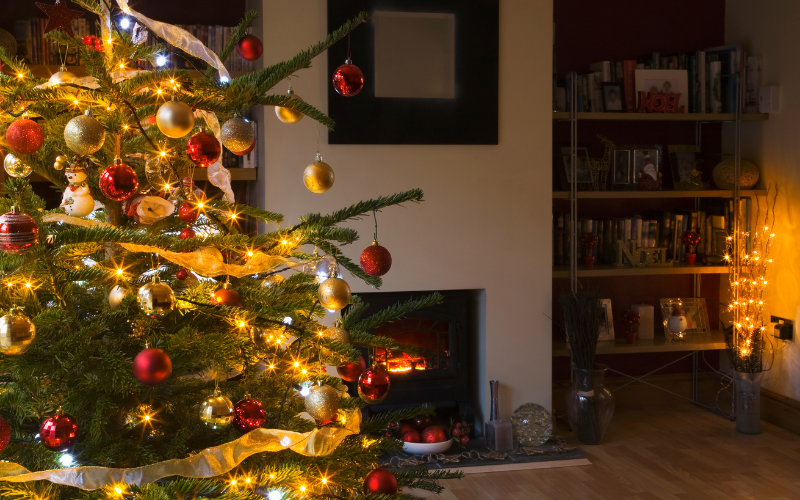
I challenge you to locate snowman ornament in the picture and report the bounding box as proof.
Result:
[61,162,95,217]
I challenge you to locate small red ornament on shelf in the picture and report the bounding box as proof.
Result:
[186,131,221,168]
[621,309,641,344]
[0,207,39,255]
[360,241,392,277]
[0,416,10,452]
[180,227,196,239]
[212,283,243,308]
[232,395,266,433]
[337,356,366,382]
[681,231,701,265]
[581,232,599,269]
[99,158,139,201]
[357,367,390,404]
[133,347,172,386]
[236,34,263,61]
[6,118,45,155]
[363,468,398,495]
[39,407,79,451]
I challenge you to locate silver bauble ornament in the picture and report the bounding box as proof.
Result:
[199,387,234,429]
[4,153,32,178]
[137,276,176,318]
[49,65,77,86]
[0,306,35,355]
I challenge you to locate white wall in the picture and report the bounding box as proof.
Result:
[726,0,800,400]
[258,0,553,419]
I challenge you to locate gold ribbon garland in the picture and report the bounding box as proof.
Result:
[0,410,360,490]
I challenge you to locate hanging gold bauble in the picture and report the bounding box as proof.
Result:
[199,387,234,429]
[318,277,351,310]
[64,110,106,156]
[156,100,195,139]
[303,154,335,194]
[220,117,255,152]
[304,384,340,422]
[0,307,36,355]
[137,276,176,318]
[49,65,77,86]
[3,153,32,178]
[275,88,305,124]
[53,155,68,171]
[324,325,349,344]
[261,274,285,288]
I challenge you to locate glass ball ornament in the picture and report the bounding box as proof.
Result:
[99,158,139,201]
[261,274,285,288]
[220,117,255,152]
[324,325,349,344]
[304,384,340,422]
[53,155,68,171]
[232,396,266,433]
[275,88,304,123]
[180,227,196,239]
[132,347,172,386]
[236,34,263,61]
[363,468,397,495]
[318,277,351,310]
[332,58,364,96]
[337,356,366,382]
[186,131,221,167]
[0,206,39,254]
[178,202,200,223]
[6,118,45,155]
[4,153,32,179]
[315,254,341,280]
[357,367,391,404]
[39,408,79,452]
[303,154,335,194]
[232,138,255,156]
[360,241,392,277]
[0,306,36,355]
[199,387,234,429]
[510,403,553,446]
[108,285,128,310]
[137,276,176,318]
[212,283,243,308]
[64,110,106,156]
[156,100,195,138]
[48,65,77,86]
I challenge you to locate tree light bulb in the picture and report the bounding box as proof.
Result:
[283,317,292,325]
[73,99,79,105]
[160,151,167,157]
[300,386,310,397]
[321,478,327,484]
[246,477,251,484]
[156,55,167,67]
[25,282,31,288]
[197,202,204,208]
[114,487,123,494]
[119,63,125,69]
[58,453,74,467]
[247,251,253,257]
[157,89,162,94]
[119,17,130,29]
[294,362,299,368]
[269,364,275,369]
[300,485,306,492]
[268,491,281,500]
[220,76,230,83]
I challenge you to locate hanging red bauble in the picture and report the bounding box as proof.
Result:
[39,409,79,452]
[180,227,196,239]
[232,138,256,156]
[360,241,392,277]
[232,397,266,433]
[357,367,391,404]
[99,159,139,201]
[363,468,398,495]
[176,268,189,280]
[332,59,364,96]
[236,34,263,61]
[0,207,39,255]
[6,118,45,155]
[212,284,243,308]
[0,416,10,452]
[186,131,221,168]
[132,347,172,386]
[35,0,84,37]
[337,356,366,382]
[178,202,199,223]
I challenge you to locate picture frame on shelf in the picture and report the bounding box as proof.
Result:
[558,146,593,190]
[632,146,662,184]
[598,299,615,341]
[612,149,633,187]
[601,83,625,112]
[659,298,711,337]
[634,69,689,111]
[668,145,706,190]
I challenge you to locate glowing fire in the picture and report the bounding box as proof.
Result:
[378,351,428,373]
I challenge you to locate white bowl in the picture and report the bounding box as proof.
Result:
[402,439,454,455]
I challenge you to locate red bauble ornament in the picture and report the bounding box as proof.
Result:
[236,34,263,61]
[232,397,266,433]
[132,347,172,386]
[0,416,10,452]
[35,0,84,37]
[336,356,366,382]
[232,138,256,156]
[212,285,243,308]
[363,468,398,496]
[176,268,189,280]
[39,410,79,451]
[421,425,447,443]
[401,429,420,443]
[332,59,364,96]
[0,207,38,255]
[99,160,139,201]
[186,131,221,168]
[412,415,432,432]
[178,202,199,223]
[357,367,391,404]
[6,118,45,155]
[360,241,392,277]
[180,227,196,239]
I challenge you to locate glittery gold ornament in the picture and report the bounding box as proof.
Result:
[199,387,234,429]
[303,153,335,194]
[220,117,255,152]
[275,88,305,124]
[304,384,340,422]
[3,153,32,178]
[48,65,76,86]
[0,306,36,355]
[137,276,176,318]
[156,100,195,138]
[53,155,68,171]
[64,110,106,156]
[324,325,349,344]
[318,277,351,310]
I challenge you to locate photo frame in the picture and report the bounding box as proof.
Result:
[668,145,704,190]
[598,299,614,341]
[612,149,633,187]
[660,298,711,337]
[632,147,662,184]
[634,69,689,111]
[559,147,593,190]
[601,83,625,112]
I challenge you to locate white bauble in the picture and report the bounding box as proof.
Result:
[109,285,128,310]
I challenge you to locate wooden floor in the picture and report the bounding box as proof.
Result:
[410,404,800,499]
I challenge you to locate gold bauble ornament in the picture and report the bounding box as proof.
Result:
[49,65,77,86]
[53,155,68,171]
[108,285,128,310]
[199,387,234,429]
[137,276,176,318]
[220,117,255,152]
[318,277,351,310]
[64,110,106,156]
[156,100,195,139]
[304,384,340,422]
[303,153,335,194]
[0,306,36,355]
[324,325,349,344]
[275,88,305,124]
[261,274,285,288]
[3,153,32,178]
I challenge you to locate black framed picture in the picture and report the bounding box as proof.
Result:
[601,82,625,112]
[327,0,499,144]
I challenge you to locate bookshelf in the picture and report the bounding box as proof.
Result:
[552,330,727,357]
[553,264,728,279]
[552,189,767,200]
[552,112,769,122]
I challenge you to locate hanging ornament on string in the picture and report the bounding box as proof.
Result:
[137,275,176,318]
[236,32,263,61]
[126,195,174,225]
[360,209,392,277]
[275,86,305,124]
[178,202,200,223]
[220,116,255,152]
[0,306,36,355]
[0,29,17,57]
[186,130,221,168]
[39,407,79,452]
[0,416,10,453]
[363,468,398,495]
[3,154,32,179]
[108,285,128,310]
[304,153,335,194]
[53,155,69,171]
[132,346,172,386]
[49,64,76,86]
[0,207,39,255]
[199,387,234,429]
[64,108,106,156]
[324,325,350,344]
[212,282,243,308]
[99,157,139,201]
[61,160,94,217]
[35,0,84,37]
[6,118,45,155]
[176,268,189,280]
[156,99,195,139]
[318,276,351,311]
[358,367,391,404]
[337,356,366,382]
[304,384,340,422]
[332,33,364,96]
[180,227,196,239]
[232,394,266,433]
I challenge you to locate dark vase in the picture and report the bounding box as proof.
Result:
[565,364,615,444]
[583,255,595,269]
[685,253,697,265]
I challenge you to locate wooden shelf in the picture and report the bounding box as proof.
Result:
[553,263,728,278]
[552,189,767,199]
[4,65,250,80]
[552,112,769,121]
[552,330,727,357]
[27,168,256,183]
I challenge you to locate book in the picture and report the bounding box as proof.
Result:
[706,44,744,113]
[622,60,637,112]
[745,54,762,113]
[708,60,722,113]
[589,61,612,83]
[698,51,706,113]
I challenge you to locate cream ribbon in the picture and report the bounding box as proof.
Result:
[198,110,235,203]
